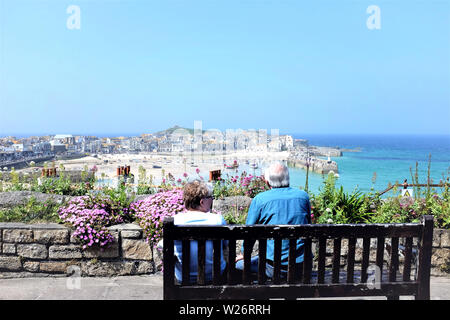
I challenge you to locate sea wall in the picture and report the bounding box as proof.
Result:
[0,222,161,279]
[287,158,338,174]
[0,221,448,278]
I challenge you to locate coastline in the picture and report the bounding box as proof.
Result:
[20,151,292,184]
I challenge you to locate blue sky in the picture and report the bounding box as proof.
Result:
[0,0,449,136]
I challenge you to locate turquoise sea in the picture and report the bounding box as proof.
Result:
[286,134,450,196]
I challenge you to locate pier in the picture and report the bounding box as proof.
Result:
[287,156,338,174]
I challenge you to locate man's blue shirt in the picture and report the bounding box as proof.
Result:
[245,187,312,264]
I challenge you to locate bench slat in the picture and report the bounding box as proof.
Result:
[227,239,236,285]
[288,238,297,284]
[273,238,282,284]
[303,238,312,284]
[173,281,419,300]
[213,240,221,285]
[332,238,341,283]
[182,240,191,285]
[361,237,370,283]
[403,237,413,282]
[170,224,422,240]
[347,237,356,283]
[317,237,326,284]
[243,240,253,285]
[389,237,399,282]
[376,237,385,282]
[197,240,206,285]
[258,239,267,284]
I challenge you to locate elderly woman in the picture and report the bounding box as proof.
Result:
[236,161,312,279]
[173,180,228,284]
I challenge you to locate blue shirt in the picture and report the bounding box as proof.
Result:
[245,187,312,265]
[173,211,228,283]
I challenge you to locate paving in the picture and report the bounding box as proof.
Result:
[0,274,449,300]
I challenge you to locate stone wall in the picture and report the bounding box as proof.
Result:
[431,229,450,276]
[0,221,448,278]
[0,222,161,278]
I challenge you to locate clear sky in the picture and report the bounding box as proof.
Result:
[0,0,449,136]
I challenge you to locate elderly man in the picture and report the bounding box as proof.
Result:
[236,162,312,279]
[173,180,228,283]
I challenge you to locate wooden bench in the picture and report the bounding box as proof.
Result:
[163,215,434,300]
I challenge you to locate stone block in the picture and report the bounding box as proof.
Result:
[121,230,142,239]
[0,256,22,271]
[122,239,152,260]
[441,230,450,248]
[433,230,442,248]
[108,223,142,232]
[33,229,69,244]
[82,242,119,259]
[23,261,40,272]
[135,261,154,274]
[17,244,48,259]
[39,262,68,273]
[431,248,450,267]
[69,231,78,244]
[49,245,82,259]
[2,243,16,255]
[81,261,135,276]
[3,229,33,243]
[153,247,163,271]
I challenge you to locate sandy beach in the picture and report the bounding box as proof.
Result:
[41,151,291,183]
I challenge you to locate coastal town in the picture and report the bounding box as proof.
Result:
[0,126,344,182]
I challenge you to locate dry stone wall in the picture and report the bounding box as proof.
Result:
[0,222,162,278]
[0,222,449,278]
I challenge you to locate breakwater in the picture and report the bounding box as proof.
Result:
[0,156,55,170]
[287,157,338,174]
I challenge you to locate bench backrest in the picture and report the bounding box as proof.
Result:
[163,215,433,300]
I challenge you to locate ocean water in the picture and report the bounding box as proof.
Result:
[288,134,450,196]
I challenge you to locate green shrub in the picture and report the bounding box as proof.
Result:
[311,172,375,224]
[0,197,61,223]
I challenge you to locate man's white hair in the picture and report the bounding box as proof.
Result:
[264,161,290,188]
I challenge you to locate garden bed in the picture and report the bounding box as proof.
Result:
[0,168,448,277]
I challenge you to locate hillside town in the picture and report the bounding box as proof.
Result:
[0,126,343,174]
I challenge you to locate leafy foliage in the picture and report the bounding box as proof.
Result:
[310,173,375,224]
[0,197,61,223]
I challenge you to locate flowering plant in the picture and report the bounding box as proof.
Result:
[129,188,185,246]
[213,171,269,199]
[58,194,129,249]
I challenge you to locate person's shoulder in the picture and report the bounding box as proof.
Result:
[173,211,189,224]
[205,212,227,225]
[291,187,309,195]
[287,188,310,199]
[253,189,272,201]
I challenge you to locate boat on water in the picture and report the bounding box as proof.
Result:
[250,162,258,169]
[152,165,162,169]
[224,160,239,169]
